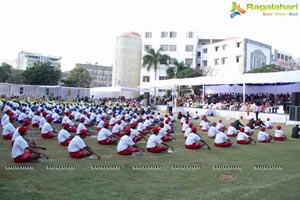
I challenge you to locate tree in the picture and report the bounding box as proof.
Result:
[166,59,206,96]
[166,60,186,79]
[63,67,91,88]
[22,61,61,85]
[7,69,25,84]
[246,64,286,73]
[0,62,12,82]
[143,48,170,81]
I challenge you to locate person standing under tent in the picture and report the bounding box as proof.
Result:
[167,99,174,115]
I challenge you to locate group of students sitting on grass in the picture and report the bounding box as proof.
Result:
[1,99,300,164]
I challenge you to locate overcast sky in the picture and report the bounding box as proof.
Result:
[0,0,299,71]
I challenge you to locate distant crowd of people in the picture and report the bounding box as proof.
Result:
[157,93,291,114]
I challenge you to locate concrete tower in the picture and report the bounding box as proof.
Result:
[112,32,142,97]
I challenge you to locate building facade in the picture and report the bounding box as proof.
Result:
[140,29,199,95]
[199,37,272,76]
[18,51,62,70]
[75,63,112,87]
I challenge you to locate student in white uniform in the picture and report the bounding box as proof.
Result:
[58,123,73,146]
[274,125,287,141]
[68,131,101,159]
[97,122,119,145]
[117,127,144,155]
[214,126,232,147]
[185,127,211,150]
[12,126,48,163]
[236,127,256,144]
[146,127,174,153]
[257,127,273,142]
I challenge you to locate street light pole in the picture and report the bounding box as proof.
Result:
[174,66,177,98]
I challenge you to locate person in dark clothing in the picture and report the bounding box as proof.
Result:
[233,119,244,130]
[177,112,182,120]
[291,124,300,139]
[255,118,266,129]
[248,118,256,129]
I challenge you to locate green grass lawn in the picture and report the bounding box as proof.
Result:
[0,115,300,200]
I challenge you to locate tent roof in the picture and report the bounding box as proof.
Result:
[150,70,300,87]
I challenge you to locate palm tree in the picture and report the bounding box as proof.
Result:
[143,48,170,81]
[166,59,187,79]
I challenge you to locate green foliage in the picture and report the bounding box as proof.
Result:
[167,59,204,79]
[246,64,286,73]
[22,61,61,85]
[63,67,92,88]
[143,48,170,80]
[7,69,25,84]
[166,59,204,95]
[0,62,12,82]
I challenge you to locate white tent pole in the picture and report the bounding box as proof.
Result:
[243,83,246,112]
[202,84,205,103]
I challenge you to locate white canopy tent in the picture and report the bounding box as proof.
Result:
[150,70,300,88]
[90,87,141,99]
[150,70,300,111]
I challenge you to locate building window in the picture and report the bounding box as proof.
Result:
[160,45,168,51]
[161,31,168,38]
[158,89,167,92]
[186,31,194,38]
[144,45,152,51]
[185,45,193,52]
[203,60,207,66]
[221,57,227,65]
[236,42,242,48]
[214,58,220,65]
[203,48,208,54]
[185,58,193,66]
[277,54,281,59]
[143,76,150,82]
[145,32,152,38]
[159,76,167,80]
[222,45,227,50]
[236,56,242,63]
[197,52,201,57]
[169,45,177,52]
[215,46,219,52]
[169,32,177,38]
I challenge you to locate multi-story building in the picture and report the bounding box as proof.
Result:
[113,30,299,97]
[199,37,272,76]
[75,63,112,87]
[18,51,62,70]
[272,49,298,70]
[140,29,199,95]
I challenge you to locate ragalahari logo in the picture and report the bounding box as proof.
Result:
[230,2,246,18]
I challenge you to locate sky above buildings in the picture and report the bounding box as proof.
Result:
[0,0,299,71]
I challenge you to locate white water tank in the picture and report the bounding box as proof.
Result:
[112,32,142,91]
